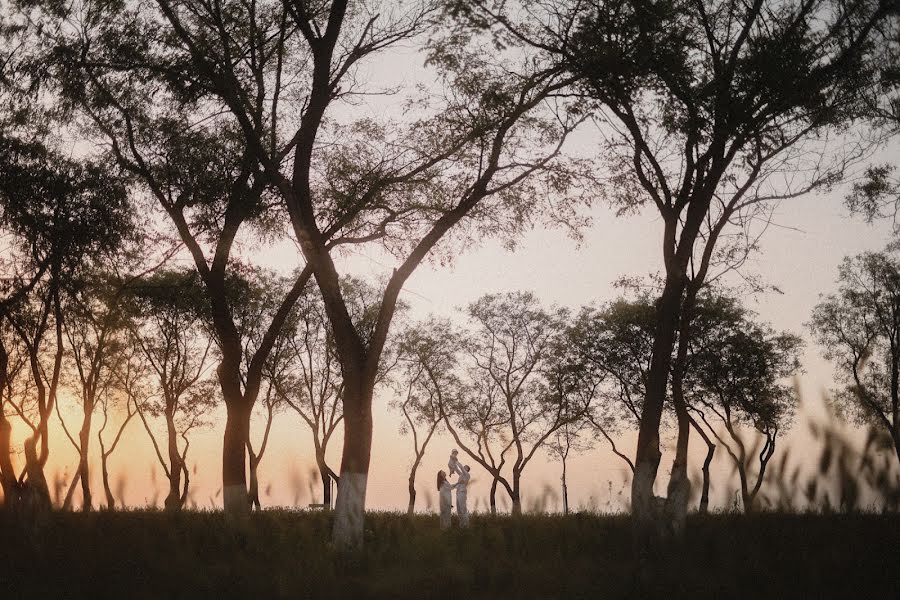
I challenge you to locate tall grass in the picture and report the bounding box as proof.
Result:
[1,509,898,599]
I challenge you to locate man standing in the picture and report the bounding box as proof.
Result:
[455,464,471,527]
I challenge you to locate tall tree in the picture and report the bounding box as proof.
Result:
[392,317,459,515]
[0,136,132,510]
[58,274,131,511]
[443,292,584,515]
[124,270,217,511]
[30,0,586,544]
[684,294,803,512]
[452,0,889,537]
[810,247,900,466]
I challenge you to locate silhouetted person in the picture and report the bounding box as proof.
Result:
[437,470,456,529]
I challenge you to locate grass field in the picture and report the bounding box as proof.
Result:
[1,509,897,599]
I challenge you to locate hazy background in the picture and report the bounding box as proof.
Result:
[11,42,899,514]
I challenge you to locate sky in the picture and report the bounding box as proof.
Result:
[7,13,900,514]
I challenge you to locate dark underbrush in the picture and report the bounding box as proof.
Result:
[1,509,898,599]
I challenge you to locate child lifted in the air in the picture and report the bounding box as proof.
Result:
[448,449,460,476]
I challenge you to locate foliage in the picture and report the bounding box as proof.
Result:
[810,245,900,463]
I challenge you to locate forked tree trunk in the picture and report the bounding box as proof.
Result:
[23,436,51,512]
[248,455,261,511]
[633,202,708,543]
[332,375,373,549]
[561,459,569,516]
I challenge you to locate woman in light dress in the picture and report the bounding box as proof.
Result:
[437,470,457,529]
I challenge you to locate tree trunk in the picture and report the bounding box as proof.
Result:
[632,275,684,532]
[23,436,51,512]
[689,417,715,514]
[78,411,92,512]
[165,414,183,512]
[489,478,498,515]
[332,375,373,549]
[316,450,332,508]
[561,460,569,516]
[665,302,696,536]
[222,397,251,521]
[0,413,18,507]
[101,452,115,510]
[407,475,416,516]
[511,474,522,516]
[406,451,423,516]
[62,469,80,511]
[248,455,261,511]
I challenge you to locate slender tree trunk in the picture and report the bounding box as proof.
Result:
[407,452,423,516]
[62,469,80,511]
[101,452,115,510]
[689,417,715,514]
[489,478,498,515]
[562,459,569,516]
[315,449,332,508]
[332,373,373,549]
[0,412,18,507]
[165,413,183,512]
[665,296,697,536]
[407,475,417,516]
[248,454,261,511]
[78,410,92,512]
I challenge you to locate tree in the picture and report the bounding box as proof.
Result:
[27,4,313,520]
[58,274,132,511]
[570,298,656,473]
[124,270,217,511]
[30,0,586,544]
[0,135,132,510]
[572,289,801,513]
[684,294,803,512]
[443,292,582,515]
[392,318,460,515]
[810,247,900,466]
[451,0,889,537]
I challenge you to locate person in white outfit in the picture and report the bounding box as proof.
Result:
[454,464,471,527]
[437,470,457,529]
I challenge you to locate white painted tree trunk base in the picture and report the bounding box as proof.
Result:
[332,472,367,549]
[223,484,249,522]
